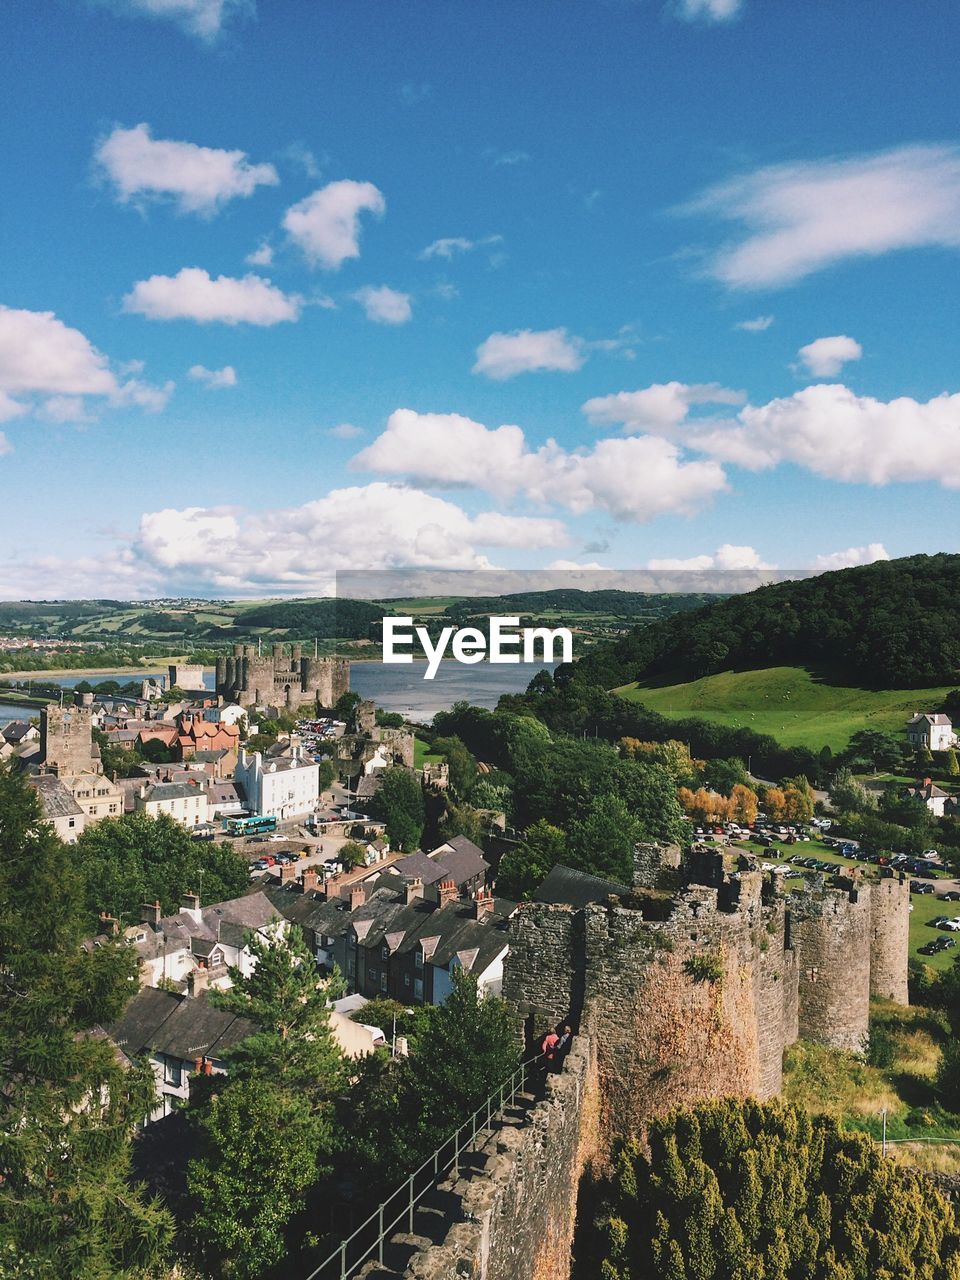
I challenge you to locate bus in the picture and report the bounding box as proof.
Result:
[225,814,278,837]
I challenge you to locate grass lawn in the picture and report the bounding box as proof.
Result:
[614,665,953,754]
[783,1001,960,1171]
[414,736,443,769]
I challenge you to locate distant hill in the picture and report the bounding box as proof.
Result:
[439,589,716,621]
[567,554,960,691]
[233,598,384,638]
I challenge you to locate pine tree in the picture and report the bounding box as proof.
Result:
[185,923,344,1278]
[0,766,173,1277]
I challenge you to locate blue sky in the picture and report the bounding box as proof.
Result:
[1,0,959,597]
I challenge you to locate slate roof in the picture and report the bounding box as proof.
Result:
[142,781,206,803]
[27,773,84,820]
[533,864,630,909]
[2,720,35,744]
[908,713,952,727]
[108,987,256,1063]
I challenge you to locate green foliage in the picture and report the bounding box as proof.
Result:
[683,953,724,985]
[72,811,248,927]
[93,726,143,778]
[349,997,429,1050]
[369,766,425,851]
[0,767,173,1276]
[568,795,642,885]
[438,801,484,845]
[430,735,478,798]
[375,709,404,728]
[829,766,875,814]
[842,729,910,772]
[316,757,336,791]
[701,756,748,796]
[338,839,367,869]
[186,925,344,1277]
[497,819,568,900]
[407,970,521,1148]
[334,689,362,725]
[598,1097,960,1280]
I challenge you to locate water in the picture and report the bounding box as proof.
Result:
[0,662,550,726]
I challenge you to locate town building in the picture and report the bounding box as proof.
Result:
[234,744,320,821]
[134,779,210,827]
[26,773,86,842]
[167,663,207,692]
[907,712,957,752]
[903,777,956,817]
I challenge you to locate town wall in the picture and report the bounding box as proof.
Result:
[401,1035,600,1280]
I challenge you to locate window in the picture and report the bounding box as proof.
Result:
[369,967,378,983]
[415,950,423,971]
[381,944,389,961]
[414,978,423,1002]
[165,1058,182,1088]
[404,974,411,988]
[380,972,387,994]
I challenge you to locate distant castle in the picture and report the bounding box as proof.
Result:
[215,643,348,711]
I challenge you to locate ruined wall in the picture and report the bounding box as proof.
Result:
[403,1035,599,1280]
[869,875,911,1005]
[787,875,871,1052]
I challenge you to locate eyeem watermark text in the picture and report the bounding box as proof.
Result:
[382,616,573,680]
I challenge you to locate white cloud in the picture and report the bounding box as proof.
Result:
[648,544,773,571]
[0,432,11,457]
[353,408,727,522]
[95,123,277,217]
[93,0,251,41]
[353,286,412,326]
[283,180,385,270]
[736,315,774,332]
[810,543,890,571]
[485,149,530,168]
[245,241,274,267]
[0,485,565,597]
[327,423,364,439]
[123,268,301,325]
[0,303,170,425]
[683,384,960,487]
[582,381,746,433]
[473,328,585,380]
[686,144,960,288]
[419,235,503,261]
[676,0,743,20]
[797,335,863,378]
[547,559,605,570]
[188,363,237,389]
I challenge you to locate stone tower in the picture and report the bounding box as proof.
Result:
[869,874,911,1004]
[216,643,349,710]
[787,873,872,1053]
[39,703,96,776]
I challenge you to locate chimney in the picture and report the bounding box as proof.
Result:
[98,911,119,936]
[923,776,932,787]
[438,878,458,909]
[140,900,162,928]
[404,877,424,905]
[181,892,200,915]
[471,894,494,920]
[188,964,209,998]
[280,862,298,884]
[302,867,319,894]
[350,885,365,911]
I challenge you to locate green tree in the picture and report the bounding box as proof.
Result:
[334,690,362,726]
[370,767,425,851]
[497,820,568,900]
[73,811,248,927]
[828,766,874,814]
[947,748,960,778]
[701,756,748,796]
[411,970,521,1148]
[598,1097,960,1280]
[0,767,173,1277]
[430,735,478,799]
[186,925,344,1278]
[338,839,367,870]
[568,794,642,884]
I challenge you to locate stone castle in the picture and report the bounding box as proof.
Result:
[215,643,348,711]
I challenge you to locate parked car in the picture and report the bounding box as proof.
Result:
[276,852,294,865]
[910,880,935,895]
[938,891,960,902]
[943,918,960,932]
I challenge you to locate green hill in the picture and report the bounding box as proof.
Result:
[615,666,954,753]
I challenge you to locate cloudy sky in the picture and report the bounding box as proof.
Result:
[1,0,957,597]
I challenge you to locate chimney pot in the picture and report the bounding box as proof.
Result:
[139,901,162,928]
[404,876,424,905]
[438,878,458,909]
[302,868,319,894]
[350,885,365,911]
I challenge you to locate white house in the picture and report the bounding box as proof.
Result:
[134,779,210,827]
[907,713,957,752]
[235,745,319,822]
[904,779,955,818]
[204,703,249,729]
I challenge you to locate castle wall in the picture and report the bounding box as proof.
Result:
[869,875,911,1005]
[216,645,349,710]
[40,704,95,776]
[787,876,871,1052]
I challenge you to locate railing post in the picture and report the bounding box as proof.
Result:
[340,1239,346,1280]
[408,1172,415,1232]
[454,1126,460,1178]
[378,1202,384,1263]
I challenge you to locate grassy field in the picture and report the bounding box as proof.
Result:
[783,1001,960,1171]
[615,666,953,753]
[413,736,443,769]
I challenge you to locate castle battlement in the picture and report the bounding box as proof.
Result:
[215,643,348,711]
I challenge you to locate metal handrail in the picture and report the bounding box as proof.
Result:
[303,1051,546,1280]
